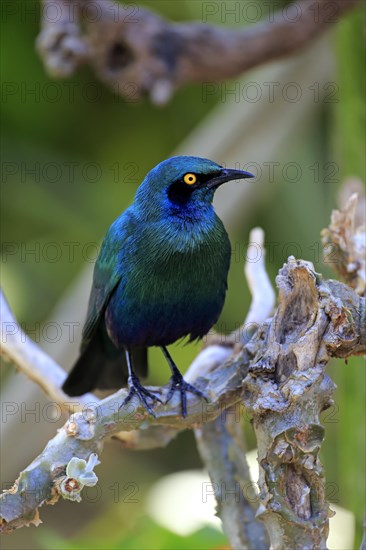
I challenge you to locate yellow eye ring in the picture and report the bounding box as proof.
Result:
[183,173,197,185]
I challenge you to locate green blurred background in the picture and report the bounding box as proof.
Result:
[1,1,365,548]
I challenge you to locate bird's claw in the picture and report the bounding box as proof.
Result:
[165,372,208,417]
[119,376,163,417]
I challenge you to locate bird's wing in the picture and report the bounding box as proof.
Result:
[81,211,133,350]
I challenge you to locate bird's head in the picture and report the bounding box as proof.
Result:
[134,156,254,218]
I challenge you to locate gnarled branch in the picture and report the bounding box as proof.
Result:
[242,258,365,548]
[36,0,361,104]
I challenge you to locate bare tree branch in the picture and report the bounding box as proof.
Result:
[194,227,274,550]
[1,260,364,535]
[1,227,261,532]
[195,406,269,550]
[242,257,365,548]
[1,235,365,540]
[36,0,361,104]
[1,228,269,535]
[0,343,246,533]
[0,292,94,411]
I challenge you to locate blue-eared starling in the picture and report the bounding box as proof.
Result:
[62,156,254,416]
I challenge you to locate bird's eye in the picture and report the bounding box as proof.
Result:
[183,173,197,185]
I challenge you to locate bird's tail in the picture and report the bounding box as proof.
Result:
[62,328,148,397]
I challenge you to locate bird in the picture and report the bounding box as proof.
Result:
[62,156,254,416]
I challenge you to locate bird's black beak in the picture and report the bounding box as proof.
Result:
[206,168,255,189]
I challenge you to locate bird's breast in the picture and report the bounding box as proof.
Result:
[105,215,231,348]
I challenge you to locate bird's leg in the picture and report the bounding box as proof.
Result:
[161,346,208,417]
[120,349,162,417]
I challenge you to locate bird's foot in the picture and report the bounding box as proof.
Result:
[165,371,208,418]
[119,375,163,418]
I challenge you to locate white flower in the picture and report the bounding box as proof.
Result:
[59,453,100,502]
[66,454,100,487]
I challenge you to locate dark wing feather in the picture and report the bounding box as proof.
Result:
[81,221,123,351]
[62,210,148,397]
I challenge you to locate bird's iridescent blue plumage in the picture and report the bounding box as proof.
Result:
[62,156,254,398]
